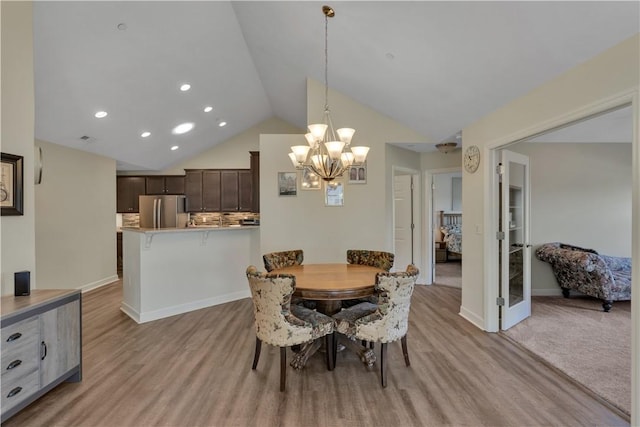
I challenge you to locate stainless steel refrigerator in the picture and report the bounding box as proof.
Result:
[139,195,188,228]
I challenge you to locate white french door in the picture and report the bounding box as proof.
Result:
[499,150,531,330]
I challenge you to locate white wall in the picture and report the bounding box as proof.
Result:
[35,140,117,291]
[1,2,36,296]
[433,172,462,213]
[508,142,632,295]
[461,34,639,331]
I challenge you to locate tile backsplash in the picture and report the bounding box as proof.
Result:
[118,212,259,228]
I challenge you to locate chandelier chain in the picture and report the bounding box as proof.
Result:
[324,12,329,112]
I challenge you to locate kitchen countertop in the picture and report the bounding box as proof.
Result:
[121,225,259,234]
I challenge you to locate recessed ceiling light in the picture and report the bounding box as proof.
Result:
[141,131,151,138]
[171,145,179,151]
[180,83,191,92]
[117,23,127,31]
[204,106,213,113]
[94,111,108,118]
[172,122,194,135]
[218,120,227,127]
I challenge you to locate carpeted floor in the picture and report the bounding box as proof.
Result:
[503,295,631,415]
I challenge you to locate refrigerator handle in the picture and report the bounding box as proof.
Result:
[157,198,162,228]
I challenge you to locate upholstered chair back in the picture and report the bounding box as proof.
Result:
[346,249,394,271]
[350,264,419,343]
[263,249,304,272]
[246,266,330,347]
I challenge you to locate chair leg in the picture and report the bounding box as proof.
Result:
[380,342,388,388]
[332,332,338,368]
[326,334,334,371]
[401,334,410,367]
[280,347,287,392]
[252,337,262,370]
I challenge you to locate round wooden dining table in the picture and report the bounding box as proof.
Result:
[270,263,383,369]
[270,263,384,315]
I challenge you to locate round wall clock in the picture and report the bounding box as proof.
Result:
[464,145,480,173]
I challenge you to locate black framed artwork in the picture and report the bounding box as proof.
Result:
[1,152,24,216]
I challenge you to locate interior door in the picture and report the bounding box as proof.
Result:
[394,174,413,270]
[499,150,531,330]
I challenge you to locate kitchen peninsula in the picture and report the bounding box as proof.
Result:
[121,225,260,323]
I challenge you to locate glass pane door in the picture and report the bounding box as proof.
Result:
[500,150,531,330]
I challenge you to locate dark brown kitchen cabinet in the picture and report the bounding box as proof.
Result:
[250,151,260,213]
[221,170,252,212]
[238,170,253,211]
[185,170,221,212]
[185,169,251,212]
[116,176,146,213]
[145,176,185,195]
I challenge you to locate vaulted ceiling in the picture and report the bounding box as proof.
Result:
[32,1,639,171]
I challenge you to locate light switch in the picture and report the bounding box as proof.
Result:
[475,224,481,234]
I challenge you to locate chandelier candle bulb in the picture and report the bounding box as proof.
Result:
[308,124,328,140]
[337,128,355,144]
[291,145,311,164]
[341,152,355,167]
[351,146,370,164]
[288,152,299,167]
[325,140,345,160]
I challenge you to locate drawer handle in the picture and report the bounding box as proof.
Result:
[7,387,22,398]
[6,359,22,370]
[41,341,47,360]
[6,332,22,342]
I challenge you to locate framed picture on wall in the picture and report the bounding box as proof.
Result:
[277,171,297,196]
[325,180,344,207]
[1,152,24,216]
[347,162,367,184]
[301,167,321,190]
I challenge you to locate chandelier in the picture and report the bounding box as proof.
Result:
[435,142,457,153]
[288,5,370,181]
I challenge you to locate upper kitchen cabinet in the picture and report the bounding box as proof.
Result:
[221,170,253,212]
[145,176,185,195]
[185,169,252,212]
[117,176,146,213]
[185,170,221,212]
[250,151,260,213]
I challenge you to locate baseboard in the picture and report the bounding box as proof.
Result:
[79,275,120,293]
[120,302,141,323]
[125,289,252,324]
[459,305,486,331]
[532,288,563,297]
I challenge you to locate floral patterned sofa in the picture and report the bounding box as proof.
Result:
[535,242,632,312]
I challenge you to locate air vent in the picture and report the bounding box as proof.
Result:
[80,135,96,143]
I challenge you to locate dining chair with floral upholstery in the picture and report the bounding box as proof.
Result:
[246,265,335,391]
[342,249,395,309]
[262,249,316,309]
[346,249,394,271]
[332,264,419,387]
[262,249,304,272]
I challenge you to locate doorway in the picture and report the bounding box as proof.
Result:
[432,170,463,288]
[490,104,633,330]
[392,167,421,279]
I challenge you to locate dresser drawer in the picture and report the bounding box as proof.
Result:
[1,338,39,383]
[1,317,39,355]
[1,369,39,413]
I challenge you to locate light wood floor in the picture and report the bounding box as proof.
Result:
[4,281,628,427]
